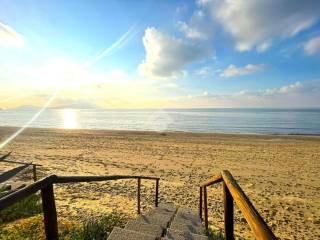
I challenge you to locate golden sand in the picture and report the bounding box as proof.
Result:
[0,127,319,239]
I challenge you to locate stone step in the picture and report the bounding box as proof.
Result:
[125,220,164,239]
[107,203,208,240]
[175,209,201,223]
[169,221,206,235]
[147,208,176,219]
[157,203,177,212]
[137,212,172,229]
[107,227,157,240]
[163,229,208,240]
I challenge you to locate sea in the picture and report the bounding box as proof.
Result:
[0,108,319,135]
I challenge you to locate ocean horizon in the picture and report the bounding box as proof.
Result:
[0,108,319,135]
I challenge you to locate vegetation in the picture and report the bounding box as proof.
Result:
[0,211,127,240]
[0,193,42,224]
[0,215,46,240]
[207,227,224,240]
[0,187,126,239]
[59,212,127,240]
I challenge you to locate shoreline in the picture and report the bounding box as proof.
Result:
[1,125,320,138]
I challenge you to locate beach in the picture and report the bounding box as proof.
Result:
[0,127,319,239]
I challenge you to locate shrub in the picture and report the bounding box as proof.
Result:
[60,212,127,240]
[0,194,42,224]
[0,215,45,240]
[0,212,126,240]
[208,227,224,240]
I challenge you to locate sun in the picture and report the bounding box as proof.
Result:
[40,59,89,91]
[62,108,78,129]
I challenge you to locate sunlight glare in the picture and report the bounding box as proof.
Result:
[62,109,78,129]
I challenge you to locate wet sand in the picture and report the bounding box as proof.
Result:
[0,127,319,239]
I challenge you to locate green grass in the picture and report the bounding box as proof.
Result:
[0,186,126,240]
[59,212,127,240]
[207,227,224,240]
[0,194,42,224]
[0,215,45,240]
[0,211,127,240]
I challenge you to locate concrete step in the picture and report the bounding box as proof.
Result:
[163,229,208,240]
[170,209,205,235]
[125,220,164,239]
[107,227,157,240]
[107,203,208,240]
[137,212,172,229]
[157,203,177,212]
[175,209,201,223]
[147,208,176,219]
[169,221,206,235]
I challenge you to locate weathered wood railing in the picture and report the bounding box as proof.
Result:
[0,174,160,239]
[0,152,41,182]
[199,170,276,240]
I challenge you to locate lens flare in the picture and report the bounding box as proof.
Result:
[0,23,138,149]
[0,92,57,149]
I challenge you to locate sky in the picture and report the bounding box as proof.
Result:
[0,0,320,109]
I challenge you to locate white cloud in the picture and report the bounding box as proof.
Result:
[220,64,265,78]
[177,10,213,40]
[199,0,320,51]
[139,27,212,80]
[263,81,302,96]
[304,36,320,55]
[170,80,320,108]
[195,67,212,78]
[0,21,24,48]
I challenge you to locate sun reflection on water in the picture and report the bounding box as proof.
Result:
[62,109,78,129]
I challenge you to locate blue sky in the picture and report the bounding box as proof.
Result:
[0,0,320,108]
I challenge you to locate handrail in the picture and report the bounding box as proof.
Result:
[200,173,222,187]
[199,170,276,240]
[0,152,11,161]
[0,174,160,239]
[55,175,159,183]
[0,164,31,184]
[0,152,41,181]
[0,159,42,166]
[0,175,57,210]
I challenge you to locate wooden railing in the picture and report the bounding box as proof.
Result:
[0,174,160,239]
[0,152,41,182]
[199,170,276,240]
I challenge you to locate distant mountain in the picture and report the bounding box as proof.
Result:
[11,105,42,110]
[51,101,101,109]
[9,101,101,110]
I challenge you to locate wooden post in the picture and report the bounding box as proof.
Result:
[137,178,141,214]
[41,184,58,240]
[199,187,203,220]
[155,179,159,207]
[32,165,37,182]
[223,182,234,240]
[204,186,208,230]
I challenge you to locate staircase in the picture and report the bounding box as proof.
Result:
[107,203,208,240]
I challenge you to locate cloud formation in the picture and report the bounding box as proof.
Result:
[304,36,320,55]
[263,81,302,96]
[199,0,320,51]
[0,21,24,48]
[177,10,213,40]
[139,27,212,79]
[171,80,320,108]
[220,64,265,78]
